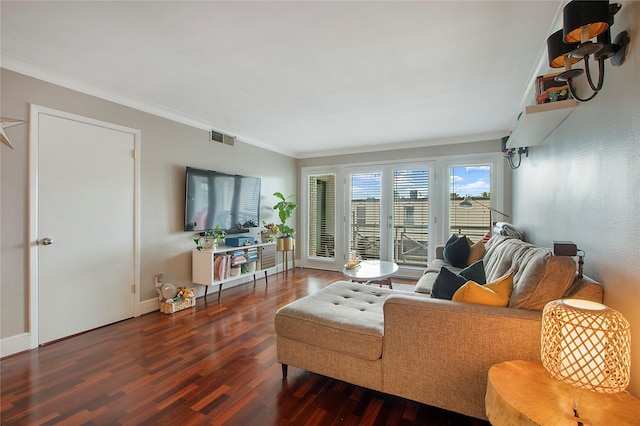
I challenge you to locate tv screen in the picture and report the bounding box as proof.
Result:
[184,167,261,233]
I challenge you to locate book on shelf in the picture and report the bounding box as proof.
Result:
[232,256,247,265]
[214,254,230,281]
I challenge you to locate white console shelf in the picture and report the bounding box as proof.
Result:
[192,242,276,301]
[506,99,578,149]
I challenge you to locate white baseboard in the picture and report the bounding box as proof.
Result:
[0,333,33,358]
[2,299,161,358]
[138,298,160,315]
[1,268,286,358]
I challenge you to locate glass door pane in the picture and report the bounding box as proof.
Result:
[349,172,381,260]
[449,165,492,241]
[307,174,336,259]
[393,168,429,267]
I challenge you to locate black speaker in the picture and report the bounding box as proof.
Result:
[553,241,577,256]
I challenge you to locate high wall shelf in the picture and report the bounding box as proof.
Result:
[506,99,578,149]
[192,242,276,301]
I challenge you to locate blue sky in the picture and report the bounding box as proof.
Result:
[450,166,491,197]
[351,166,490,199]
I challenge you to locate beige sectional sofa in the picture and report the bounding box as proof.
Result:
[274,235,603,420]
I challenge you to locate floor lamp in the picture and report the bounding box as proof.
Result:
[459,196,509,234]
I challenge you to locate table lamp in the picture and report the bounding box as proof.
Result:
[541,299,631,423]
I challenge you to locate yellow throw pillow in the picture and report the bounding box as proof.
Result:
[467,240,485,265]
[452,272,514,307]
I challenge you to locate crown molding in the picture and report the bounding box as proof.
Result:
[1,54,296,158]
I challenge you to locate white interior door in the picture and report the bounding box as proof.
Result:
[35,108,137,344]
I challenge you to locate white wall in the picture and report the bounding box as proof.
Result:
[512,1,639,397]
[0,69,297,341]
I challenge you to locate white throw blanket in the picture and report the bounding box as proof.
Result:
[493,221,525,240]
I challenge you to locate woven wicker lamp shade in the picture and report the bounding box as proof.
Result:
[541,299,631,394]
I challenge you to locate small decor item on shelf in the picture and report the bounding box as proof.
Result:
[225,236,254,247]
[194,224,226,250]
[535,72,571,104]
[160,286,196,314]
[260,221,280,243]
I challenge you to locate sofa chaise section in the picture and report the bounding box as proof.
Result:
[274,235,604,420]
[275,281,416,391]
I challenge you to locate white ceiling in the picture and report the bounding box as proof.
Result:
[1,1,562,158]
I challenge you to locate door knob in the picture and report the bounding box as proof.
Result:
[41,238,54,246]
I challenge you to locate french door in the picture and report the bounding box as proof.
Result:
[345,163,433,271]
[305,173,338,265]
[347,169,383,261]
[301,156,502,274]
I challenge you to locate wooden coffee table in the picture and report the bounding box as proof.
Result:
[342,260,398,289]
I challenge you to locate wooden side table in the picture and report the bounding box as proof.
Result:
[486,360,640,425]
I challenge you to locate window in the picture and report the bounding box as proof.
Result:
[449,165,492,241]
[301,156,500,273]
[307,174,336,259]
[393,168,429,266]
[349,172,381,260]
[347,167,430,266]
[404,206,415,225]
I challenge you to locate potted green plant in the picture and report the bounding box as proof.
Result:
[194,224,226,250]
[273,192,297,251]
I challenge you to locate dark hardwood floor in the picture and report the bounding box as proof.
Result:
[1,269,490,425]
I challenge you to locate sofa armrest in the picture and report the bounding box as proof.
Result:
[382,294,542,420]
[435,245,445,260]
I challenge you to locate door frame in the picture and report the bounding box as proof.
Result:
[300,166,344,271]
[28,104,141,348]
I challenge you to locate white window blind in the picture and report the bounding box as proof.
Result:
[393,168,429,266]
[307,174,336,259]
[349,172,381,260]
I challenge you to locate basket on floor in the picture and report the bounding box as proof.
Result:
[160,296,196,314]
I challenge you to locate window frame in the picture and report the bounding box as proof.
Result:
[299,153,505,275]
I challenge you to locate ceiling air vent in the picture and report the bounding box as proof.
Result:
[211,130,236,146]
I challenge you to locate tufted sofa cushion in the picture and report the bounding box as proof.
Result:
[275,281,407,360]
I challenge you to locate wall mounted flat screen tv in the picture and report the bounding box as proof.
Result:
[184,166,261,233]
